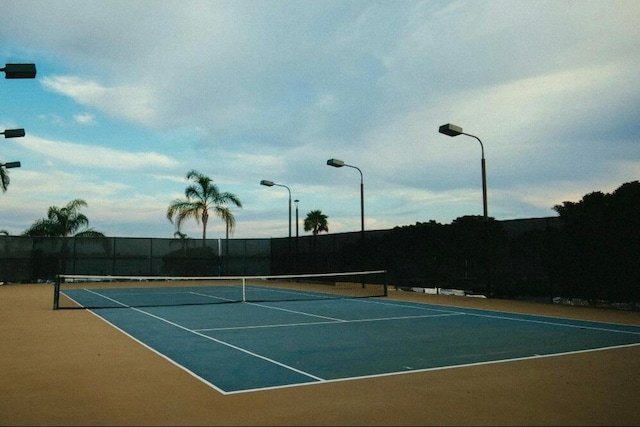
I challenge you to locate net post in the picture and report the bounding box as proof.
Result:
[242,277,246,302]
[383,270,388,297]
[53,275,60,310]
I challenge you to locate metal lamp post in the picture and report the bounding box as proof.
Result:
[439,123,492,295]
[438,124,488,221]
[294,199,299,238]
[260,179,292,239]
[326,158,364,239]
[294,199,300,256]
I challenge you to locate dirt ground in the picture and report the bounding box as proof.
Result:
[1,283,639,426]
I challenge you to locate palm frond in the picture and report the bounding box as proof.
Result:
[23,199,103,237]
[167,170,242,240]
[0,167,10,192]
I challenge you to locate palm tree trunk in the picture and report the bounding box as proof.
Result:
[201,211,208,244]
[202,219,207,244]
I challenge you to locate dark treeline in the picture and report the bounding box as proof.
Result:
[547,180,640,303]
[283,181,639,305]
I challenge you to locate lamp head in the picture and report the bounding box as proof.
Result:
[2,161,21,169]
[439,123,463,137]
[2,63,37,79]
[260,179,274,187]
[2,128,25,138]
[326,158,344,167]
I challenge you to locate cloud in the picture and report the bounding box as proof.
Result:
[13,135,179,170]
[36,113,66,127]
[73,112,96,125]
[1,0,639,239]
[40,76,158,126]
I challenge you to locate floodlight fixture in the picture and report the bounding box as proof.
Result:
[1,161,21,169]
[1,63,37,79]
[438,123,464,137]
[1,128,25,138]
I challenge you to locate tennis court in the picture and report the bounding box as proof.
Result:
[54,272,640,395]
[3,280,640,425]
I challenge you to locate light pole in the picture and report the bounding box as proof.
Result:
[294,199,300,257]
[438,124,488,221]
[1,62,34,193]
[327,158,364,239]
[260,179,292,239]
[1,128,26,139]
[1,63,37,79]
[294,199,300,238]
[439,123,492,295]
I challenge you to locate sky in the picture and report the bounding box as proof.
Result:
[0,0,639,240]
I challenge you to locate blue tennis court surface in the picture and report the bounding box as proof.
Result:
[64,286,640,394]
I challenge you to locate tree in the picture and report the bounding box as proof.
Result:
[551,180,640,302]
[166,170,242,242]
[0,167,11,192]
[303,210,329,235]
[219,206,236,240]
[22,199,105,237]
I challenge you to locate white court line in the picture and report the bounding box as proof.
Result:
[245,301,347,322]
[196,312,463,332]
[456,311,640,335]
[194,298,464,332]
[83,309,230,395]
[198,297,640,336]
[350,296,640,336]
[78,288,640,395]
[224,342,640,395]
[78,289,326,388]
[127,305,326,383]
[83,288,130,307]
[77,288,465,394]
[75,288,239,306]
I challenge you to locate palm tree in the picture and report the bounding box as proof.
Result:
[0,167,12,192]
[166,170,242,242]
[22,199,105,237]
[220,206,236,240]
[219,206,236,275]
[303,210,329,235]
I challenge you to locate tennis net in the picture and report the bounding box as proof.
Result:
[53,270,387,310]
